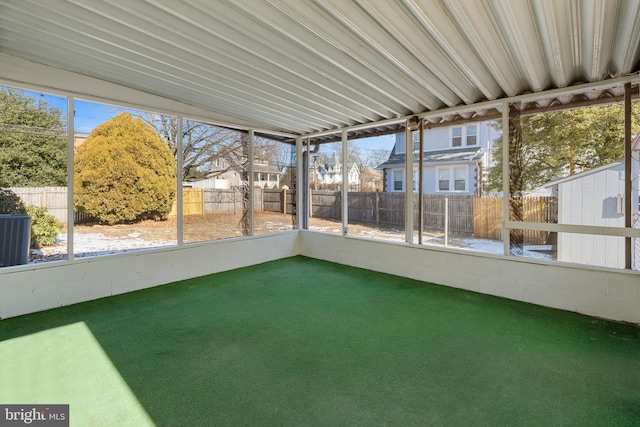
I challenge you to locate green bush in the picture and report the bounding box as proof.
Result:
[74,112,176,224]
[0,188,27,214]
[25,205,63,248]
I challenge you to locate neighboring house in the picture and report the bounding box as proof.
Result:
[208,152,281,189]
[312,152,361,190]
[378,122,498,195]
[208,156,241,189]
[536,160,639,269]
[186,177,228,189]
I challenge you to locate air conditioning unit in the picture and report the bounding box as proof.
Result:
[0,214,31,267]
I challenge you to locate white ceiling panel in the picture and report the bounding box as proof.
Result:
[1,0,639,137]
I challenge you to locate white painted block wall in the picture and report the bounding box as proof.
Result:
[0,232,299,319]
[2,230,639,323]
[299,231,640,324]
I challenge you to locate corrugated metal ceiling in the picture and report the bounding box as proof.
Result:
[1,0,639,140]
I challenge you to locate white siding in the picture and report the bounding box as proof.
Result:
[557,163,625,268]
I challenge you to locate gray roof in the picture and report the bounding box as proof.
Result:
[379,147,484,168]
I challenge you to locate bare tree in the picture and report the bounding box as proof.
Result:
[138,113,242,181]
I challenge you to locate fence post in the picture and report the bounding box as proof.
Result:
[283,188,287,214]
[233,189,237,215]
[444,197,449,247]
[201,188,205,216]
[375,190,379,226]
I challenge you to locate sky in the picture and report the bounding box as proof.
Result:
[10,87,396,163]
[19,89,129,135]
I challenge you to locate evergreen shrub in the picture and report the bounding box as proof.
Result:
[74,112,176,224]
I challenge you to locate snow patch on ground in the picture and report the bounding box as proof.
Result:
[30,232,176,263]
[31,228,553,264]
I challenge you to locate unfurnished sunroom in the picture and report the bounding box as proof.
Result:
[1,1,640,425]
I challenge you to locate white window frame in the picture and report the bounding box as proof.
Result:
[392,169,404,191]
[450,125,479,148]
[437,167,450,191]
[436,166,468,193]
[451,126,463,147]
[466,125,478,146]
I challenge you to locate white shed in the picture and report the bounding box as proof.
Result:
[550,161,637,269]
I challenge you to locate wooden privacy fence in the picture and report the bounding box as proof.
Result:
[10,187,291,222]
[418,194,474,234]
[473,196,557,244]
[311,191,473,233]
[262,189,296,214]
[172,188,292,216]
[311,190,341,220]
[9,187,557,241]
[312,191,556,240]
[8,187,94,224]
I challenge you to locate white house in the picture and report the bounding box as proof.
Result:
[312,152,361,190]
[209,152,281,189]
[379,122,498,195]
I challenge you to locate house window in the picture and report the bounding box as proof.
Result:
[437,166,467,192]
[452,127,463,147]
[467,125,477,145]
[393,170,403,191]
[438,168,450,191]
[454,167,467,191]
[451,125,478,147]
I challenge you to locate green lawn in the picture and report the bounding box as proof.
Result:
[2,256,640,426]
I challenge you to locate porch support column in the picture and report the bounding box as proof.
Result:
[176,117,184,245]
[624,83,632,269]
[66,97,74,260]
[405,119,415,243]
[418,119,424,245]
[248,129,255,236]
[342,129,349,235]
[507,103,525,256]
[502,101,510,255]
[296,136,304,230]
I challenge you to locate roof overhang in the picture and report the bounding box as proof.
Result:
[1,0,639,144]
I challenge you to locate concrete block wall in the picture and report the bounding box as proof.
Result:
[2,229,638,323]
[299,231,640,324]
[0,232,299,319]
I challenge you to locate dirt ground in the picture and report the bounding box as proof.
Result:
[82,211,299,242]
[71,212,411,242]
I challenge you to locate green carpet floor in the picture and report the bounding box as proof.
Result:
[1,256,640,426]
